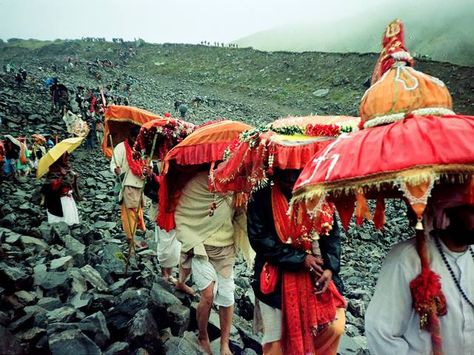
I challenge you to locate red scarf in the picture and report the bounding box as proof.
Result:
[124,139,145,178]
[271,184,345,355]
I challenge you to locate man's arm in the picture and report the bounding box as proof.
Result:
[365,247,414,355]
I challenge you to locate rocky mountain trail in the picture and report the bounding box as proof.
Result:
[0,39,472,354]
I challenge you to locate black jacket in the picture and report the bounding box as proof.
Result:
[247,185,344,309]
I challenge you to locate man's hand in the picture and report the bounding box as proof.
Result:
[142,165,153,177]
[304,254,324,277]
[314,269,333,294]
[114,166,121,176]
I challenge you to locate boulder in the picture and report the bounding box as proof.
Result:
[48,329,101,355]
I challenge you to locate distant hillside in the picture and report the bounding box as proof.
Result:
[1,39,473,137]
[236,1,474,67]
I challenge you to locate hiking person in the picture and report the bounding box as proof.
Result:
[31,134,47,169]
[178,103,188,119]
[2,139,20,180]
[365,182,474,354]
[144,165,181,285]
[248,168,346,355]
[40,152,80,225]
[110,127,147,245]
[173,168,249,355]
[95,117,104,146]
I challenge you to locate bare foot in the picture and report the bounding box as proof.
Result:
[175,282,196,296]
[166,275,178,285]
[220,343,233,355]
[198,336,212,355]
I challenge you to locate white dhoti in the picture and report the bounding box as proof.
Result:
[192,256,235,307]
[47,195,80,226]
[155,227,181,268]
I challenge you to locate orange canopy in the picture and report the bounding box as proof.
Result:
[102,105,163,158]
[163,120,252,171]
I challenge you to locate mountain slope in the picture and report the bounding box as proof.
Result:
[236,1,474,66]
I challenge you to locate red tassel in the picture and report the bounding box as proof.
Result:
[334,197,355,231]
[373,197,386,229]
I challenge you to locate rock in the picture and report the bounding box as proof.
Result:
[0,325,24,355]
[127,309,161,353]
[0,213,17,227]
[8,313,35,332]
[20,235,48,249]
[339,334,367,354]
[163,331,206,355]
[167,304,190,336]
[46,306,76,323]
[37,297,63,311]
[50,256,74,270]
[79,311,110,349]
[16,326,46,343]
[0,311,9,326]
[312,88,329,97]
[0,262,31,290]
[107,289,151,331]
[4,232,21,244]
[14,290,36,305]
[28,114,42,122]
[93,221,117,230]
[79,265,109,291]
[48,329,101,355]
[150,282,181,308]
[23,305,48,328]
[104,342,129,355]
[34,267,70,291]
[109,277,132,295]
[50,223,70,240]
[348,299,366,319]
[60,234,86,264]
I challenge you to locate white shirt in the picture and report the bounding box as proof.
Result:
[110,141,144,188]
[365,236,474,355]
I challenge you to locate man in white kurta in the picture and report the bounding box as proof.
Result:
[365,235,474,355]
[110,131,146,240]
[365,194,474,355]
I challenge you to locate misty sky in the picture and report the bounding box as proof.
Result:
[0,0,471,44]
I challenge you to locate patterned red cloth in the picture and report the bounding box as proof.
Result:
[271,184,346,354]
[124,139,145,178]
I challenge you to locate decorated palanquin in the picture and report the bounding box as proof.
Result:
[134,113,195,161]
[157,120,253,231]
[211,115,360,198]
[290,20,474,355]
[102,105,165,158]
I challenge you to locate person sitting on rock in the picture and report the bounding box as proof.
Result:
[365,181,474,354]
[248,168,346,355]
[40,152,80,226]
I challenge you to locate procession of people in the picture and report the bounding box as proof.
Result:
[1,19,473,355]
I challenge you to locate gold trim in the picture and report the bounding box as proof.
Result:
[292,165,474,203]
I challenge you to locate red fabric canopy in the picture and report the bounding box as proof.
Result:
[294,115,474,195]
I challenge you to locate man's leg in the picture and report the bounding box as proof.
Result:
[175,265,195,295]
[313,308,346,355]
[197,281,214,354]
[219,304,234,355]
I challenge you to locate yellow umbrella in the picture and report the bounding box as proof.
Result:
[36,137,84,178]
